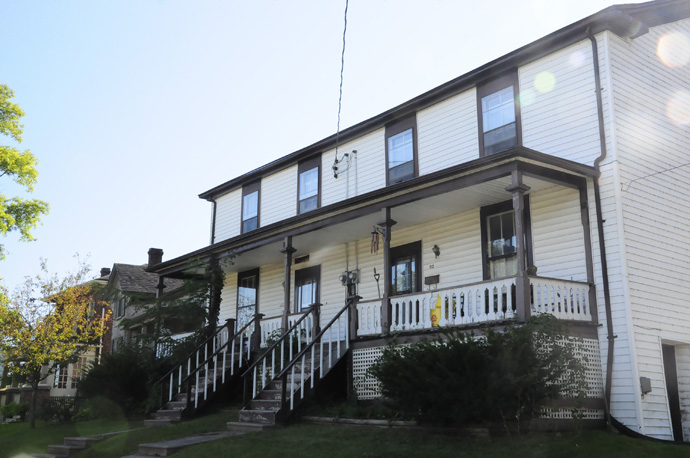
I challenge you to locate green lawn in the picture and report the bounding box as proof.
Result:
[172,424,690,458]
[4,413,690,458]
[0,418,141,458]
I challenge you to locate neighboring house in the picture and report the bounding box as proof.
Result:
[149,0,690,441]
[0,268,112,417]
[108,248,191,354]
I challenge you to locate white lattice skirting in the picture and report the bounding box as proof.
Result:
[352,337,605,410]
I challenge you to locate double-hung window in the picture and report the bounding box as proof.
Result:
[478,73,520,156]
[386,117,418,185]
[480,198,532,280]
[241,182,260,233]
[298,157,320,214]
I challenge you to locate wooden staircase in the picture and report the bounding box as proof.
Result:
[148,319,255,425]
[228,301,352,432]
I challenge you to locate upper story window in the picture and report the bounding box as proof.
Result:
[386,117,418,185]
[298,156,321,214]
[478,73,520,156]
[241,182,260,233]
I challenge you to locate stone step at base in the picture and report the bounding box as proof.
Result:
[154,409,182,420]
[249,399,281,410]
[238,409,278,425]
[165,401,187,410]
[30,454,59,458]
[63,437,100,448]
[226,421,277,433]
[258,389,282,400]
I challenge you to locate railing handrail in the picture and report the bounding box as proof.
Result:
[180,318,256,383]
[384,276,589,303]
[277,299,351,380]
[241,310,311,377]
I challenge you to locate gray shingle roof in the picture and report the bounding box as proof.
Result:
[113,263,184,295]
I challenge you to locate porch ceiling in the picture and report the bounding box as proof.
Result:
[226,175,557,272]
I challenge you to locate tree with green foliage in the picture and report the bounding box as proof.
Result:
[0,84,49,261]
[0,260,110,428]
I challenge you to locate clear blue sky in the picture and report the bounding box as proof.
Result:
[0,0,645,292]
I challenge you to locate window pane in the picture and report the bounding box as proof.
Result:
[243,191,258,220]
[392,255,415,295]
[388,162,415,184]
[242,217,257,233]
[488,215,503,256]
[501,212,516,254]
[299,167,318,200]
[482,86,515,133]
[388,128,414,168]
[238,275,257,308]
[299,195,318,213]
[484,122,517,155]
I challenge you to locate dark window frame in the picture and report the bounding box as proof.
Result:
[389,241,422,296]
[385,116,419,186]
[241,181,261,234]
[294,265,321,313]
[480,197,533,281]
[297,156,321,214]
[477,72,521,157]
[237,268,260,322]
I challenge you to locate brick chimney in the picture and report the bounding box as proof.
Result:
[148,248,163,267]
[100,267,111,277]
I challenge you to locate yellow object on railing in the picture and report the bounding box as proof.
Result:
[430,294,442,327]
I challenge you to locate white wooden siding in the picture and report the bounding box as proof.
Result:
[214,188,242,243]
[259,263,285,319]
[417,89,479,174]
[605,18,690,439]
[321,129,386,206]
[219,272,237,323]
[520,40,601,165]
[261,165,297,226]
[530,186,587,282]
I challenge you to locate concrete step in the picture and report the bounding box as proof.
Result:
[238,409,278,425]
[227,421,276,433]
[63,436,99,448]
[154,409,182,420]
[46,444,83,457]
[165,401,186,411]
[249,399,281,410]
[30,454,59,458]
[258,389,282,400]
[174,393,188,402]
[138,433,229,456]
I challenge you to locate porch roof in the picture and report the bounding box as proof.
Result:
[150,148,596,278]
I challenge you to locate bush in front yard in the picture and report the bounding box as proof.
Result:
[77,345,160,418]
[1,402,29,420]
[369,315,587,428]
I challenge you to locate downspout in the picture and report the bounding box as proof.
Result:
[588,29,616,425]
[210,200,217,245]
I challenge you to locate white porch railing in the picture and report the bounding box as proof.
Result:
[356,277,591,336]
[260,312,311,347]
[531,277,591,321]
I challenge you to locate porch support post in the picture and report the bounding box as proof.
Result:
[280,236,296,332]
[579,182,598,324]
[379,208,397,334]
[506,170,531,322]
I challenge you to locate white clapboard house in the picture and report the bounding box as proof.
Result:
[148,0,690,440]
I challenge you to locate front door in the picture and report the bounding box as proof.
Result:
[663,344,684,441]
[295,266,320,313]
[237,269,259,328]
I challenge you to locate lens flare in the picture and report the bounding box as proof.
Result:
[518,88,536,107]
[657,32,690,68]
[569,50,586,68]
[666,91,690,125]
[534,71,556,93]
